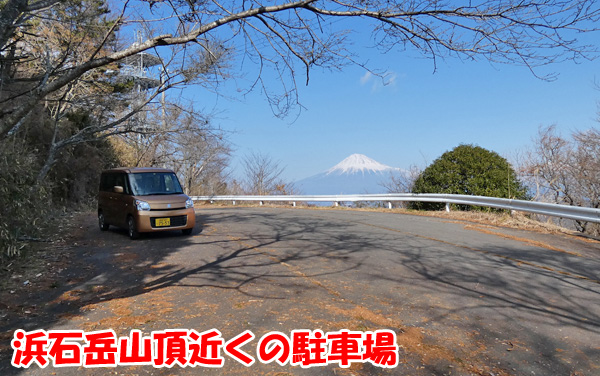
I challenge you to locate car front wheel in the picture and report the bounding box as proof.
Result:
[127,216,140,240]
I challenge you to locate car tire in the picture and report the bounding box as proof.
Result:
[127,216,140,240]
[98,212,109,231]
[182,228,193,236]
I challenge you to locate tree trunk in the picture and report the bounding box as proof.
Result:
[36,144,57,184]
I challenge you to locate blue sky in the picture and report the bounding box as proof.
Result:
[183,24,600,183]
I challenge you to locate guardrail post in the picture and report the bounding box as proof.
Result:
[445,203,450,212]
[210,200,214,204]
[334,201,339,207]
[259,201,264,206]
[233,200,236,206]
[388,202,392,209]
[293,202,296,207]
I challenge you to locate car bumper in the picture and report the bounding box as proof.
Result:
[134,208,196,233]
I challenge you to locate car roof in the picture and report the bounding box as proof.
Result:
[102,167,175,174]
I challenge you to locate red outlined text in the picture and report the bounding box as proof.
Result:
[12,328,399,368]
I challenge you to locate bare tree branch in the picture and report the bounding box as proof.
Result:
[3,0,599,137]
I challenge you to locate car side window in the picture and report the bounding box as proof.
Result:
[113,174,127,194]
[123,174,132,195]
[100,173,114,192]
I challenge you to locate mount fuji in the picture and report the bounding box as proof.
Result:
[295,154,400,195]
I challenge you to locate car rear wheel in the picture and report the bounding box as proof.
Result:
[98,212,109,231]
[182,228,193,236]
[127,216,140,240]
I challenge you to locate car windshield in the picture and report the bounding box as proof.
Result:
[128,172,184,196]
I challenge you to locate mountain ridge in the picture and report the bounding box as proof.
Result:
[295,154,401,195]
[326,153,393,175]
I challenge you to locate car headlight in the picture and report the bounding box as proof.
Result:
[186,198,194,209]
[135,200,151,211]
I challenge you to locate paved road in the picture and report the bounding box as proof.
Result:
[2,207,600,375]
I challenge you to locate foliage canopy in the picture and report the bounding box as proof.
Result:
[410,144,528,210]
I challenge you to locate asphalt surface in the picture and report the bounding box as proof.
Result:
[1,207,599,375]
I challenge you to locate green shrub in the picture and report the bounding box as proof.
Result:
[410,144,528,211]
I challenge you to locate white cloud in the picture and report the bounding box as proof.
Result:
[383,71,398,86]
[359,70,398,92]
[360,71,373,85]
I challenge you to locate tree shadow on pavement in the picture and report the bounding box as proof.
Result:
[0,207,373,374]
[365,228,600,375]
[2,207,599,375]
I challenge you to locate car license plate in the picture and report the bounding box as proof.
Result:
[156,218,170,227]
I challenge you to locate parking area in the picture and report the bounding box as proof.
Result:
[1,207,599,375]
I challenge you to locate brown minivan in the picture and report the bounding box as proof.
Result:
[98,168,195,239]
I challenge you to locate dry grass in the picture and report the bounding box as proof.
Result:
[401,209,574,235]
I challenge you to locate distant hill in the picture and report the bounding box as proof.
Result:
[295,154,401,195]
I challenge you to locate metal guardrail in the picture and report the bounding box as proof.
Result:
[190,193,600,224]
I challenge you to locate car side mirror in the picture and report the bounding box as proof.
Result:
[113,186,124,194]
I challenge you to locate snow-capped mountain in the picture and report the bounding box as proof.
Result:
[295,154,400,195]
[326,153,394,175]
